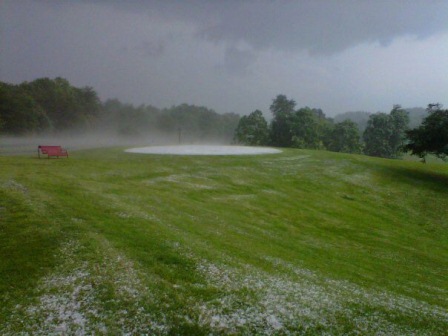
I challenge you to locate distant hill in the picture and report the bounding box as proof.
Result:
[334,107,427,132]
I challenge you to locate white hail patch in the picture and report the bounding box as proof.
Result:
[192,257,448,335]
[1,240,168,335]
[125,145,282,156]
[144,174,217,189]
[3,238,447,335]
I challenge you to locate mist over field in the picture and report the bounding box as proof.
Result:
[1,133,159,155]
[0,131,232,156]
[0,77,241,155]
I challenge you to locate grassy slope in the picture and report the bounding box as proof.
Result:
[0,148,447,335]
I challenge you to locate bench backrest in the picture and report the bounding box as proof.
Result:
[39,145,62,151]
[38,145,67,156]
[46,147,62,155]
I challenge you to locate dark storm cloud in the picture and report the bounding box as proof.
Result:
[87,0,448,54]
[1,0,447,116]
[138,40,166,58]
[200,1,448,54]
[222,47,257,75]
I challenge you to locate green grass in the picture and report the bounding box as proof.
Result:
[1,147,447,335]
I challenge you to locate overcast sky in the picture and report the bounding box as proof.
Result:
[1,0,447,117]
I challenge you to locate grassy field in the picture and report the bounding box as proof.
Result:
[0,147,447,335]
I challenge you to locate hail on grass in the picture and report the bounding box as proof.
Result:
[1,239,169,335]
[191,256,448,335]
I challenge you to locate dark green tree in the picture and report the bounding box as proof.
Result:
[363,106,409,158]
[363,112,394,158]
[19,77,100,130]
[327,120,362,153]
[404,104,448,161]
[389,104,409,156]
[289,107,332,149]
[20,77,75,129]
[234,110,269,145]
[290,107,322,149]
[0,82,51,134]
[73,86,101,128]
[311,108,326,119]
[269,95,296,147]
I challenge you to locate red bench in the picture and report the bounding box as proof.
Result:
[38,145,69,159]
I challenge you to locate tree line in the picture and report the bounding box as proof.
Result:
[1,79,445,161]
[0,78,240,143]
[234,94,447,161]
[0,77,100,134]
